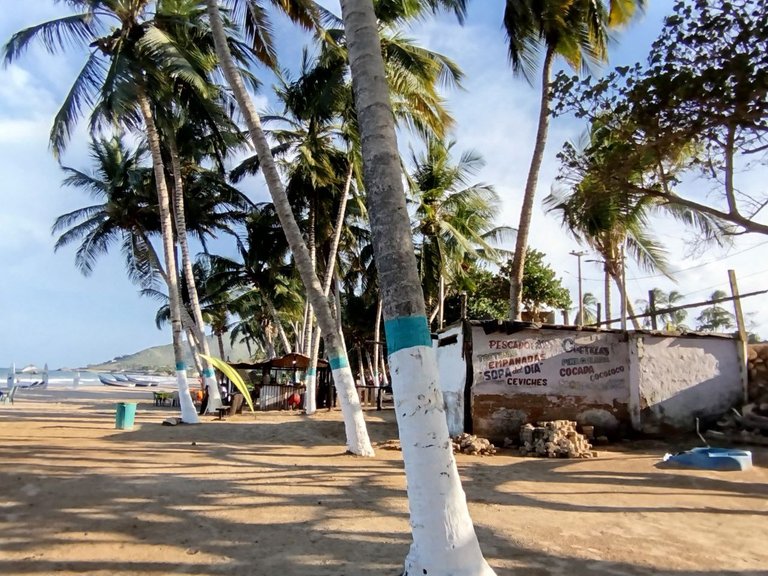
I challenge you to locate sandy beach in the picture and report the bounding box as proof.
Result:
[1,385,767,576]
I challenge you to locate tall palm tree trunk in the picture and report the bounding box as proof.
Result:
[265,328,276,360]
[216,331,226,359]
[339,0,494,573]
[333,273,348,356]
[608,269,641,330]
[303,204,316,357]
[438,274,445,329]
[137,90,198,423]
[264,296,291,355]
[299,301,310,353]
[509,46,556,320]
[372,297,382,387]
[207,0,373,456]
[306,163,354,415]
[604,266,612,328]
[168,137,223,412]
[186,327,203,375]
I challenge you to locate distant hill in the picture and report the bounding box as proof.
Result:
[87,335,255,372]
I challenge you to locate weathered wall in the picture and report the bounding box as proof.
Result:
[470,326,629,441]
[748,344,768,402]
[435,325,466,436]
[635,335,742,433]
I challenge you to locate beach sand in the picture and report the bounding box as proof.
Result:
[1,386,767,575]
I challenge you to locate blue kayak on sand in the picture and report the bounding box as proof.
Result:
[661,447,752,471]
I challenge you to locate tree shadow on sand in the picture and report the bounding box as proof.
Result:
[1,409,766,575]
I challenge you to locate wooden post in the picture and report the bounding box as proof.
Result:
[460,291,468,320]
[728,270,747,342]
[648,289,658,331]
[728,269,749,404]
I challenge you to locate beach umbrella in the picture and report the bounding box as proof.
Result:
[21,364,39,374]
[73,371,81,389]
[6,362,14,388]
[42,364,49,389]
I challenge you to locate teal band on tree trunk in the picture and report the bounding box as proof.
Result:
[306,367,316,376]
[203,367,215,378]
[176,362,186,371]
[329,356,349,371]
[384,316,432,354]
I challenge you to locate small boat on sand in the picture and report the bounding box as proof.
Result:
[126,375,160,387]
[99,375,135,388]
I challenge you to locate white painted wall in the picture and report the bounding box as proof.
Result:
[632,335,742,433]
[437,324,743,439]
[436,324,466,436]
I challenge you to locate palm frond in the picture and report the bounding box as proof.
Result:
[50,51,106,158]
[3,13,98,64]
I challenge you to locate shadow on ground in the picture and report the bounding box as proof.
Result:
[1,398,766,575]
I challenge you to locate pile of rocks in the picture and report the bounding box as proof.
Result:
[452,433,497,456]
[707,402,768,446]
[377,435,498,456]
[377,439,402,451]
[704,345,768,446]
[519,420,598,458]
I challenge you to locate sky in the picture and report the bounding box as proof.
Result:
[0,1,766,369]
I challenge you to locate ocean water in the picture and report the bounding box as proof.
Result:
[0,368,102,388]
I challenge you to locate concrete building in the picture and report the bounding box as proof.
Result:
[436,321,745,441]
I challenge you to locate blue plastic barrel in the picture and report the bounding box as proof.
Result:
[115,402,137,429]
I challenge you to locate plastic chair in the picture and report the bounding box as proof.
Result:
[0,386,20,405]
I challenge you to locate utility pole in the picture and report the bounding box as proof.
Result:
[570,250,587,326]
[728,269,749,404]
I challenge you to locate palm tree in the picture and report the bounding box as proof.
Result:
[4,0,232,423]
[205,203,305,358]
[205,0,374,456]
[635,288,687,330]
[546,176,669,329]
[577,292,599,325]
[337,0,495,574]
[409,137,513,330]
[52,136,161,287]
[696,290,735,332]
[548,114,728,329]
[504,0,645,320]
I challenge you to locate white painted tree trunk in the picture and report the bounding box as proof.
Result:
[339,0,494,572]
[168,138,223,413]
[393,346,495,576]
[305,322,319,414]
[207,0,372,455]
[306,163,353,415]
[137,90,198,424]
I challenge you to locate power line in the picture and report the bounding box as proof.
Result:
[570,240,768,282]
[566,240,768,284]
[680,267,768,299]
[629,240,768,280]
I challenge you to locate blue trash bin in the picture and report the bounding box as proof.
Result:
[115,402,137,429]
